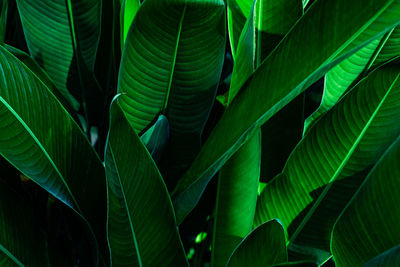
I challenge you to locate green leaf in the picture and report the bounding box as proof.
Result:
[117,0,225,134]
[120,0,140,49]
[227,0,302,59]
[304,36,385,132]
[117,0,225,186]
[373,26,400,66]
[227,0,256,104]
[331,135,400,266]
[172,0,400,225]
[227,219,287,267]
[255,64,400,257]
[362,245,400,267]
[140,114,169,162]
[16,0,102,110]
[105,101,188,266]
[0,182,47,266]
[211,131,261,267]
[0,45,106,261]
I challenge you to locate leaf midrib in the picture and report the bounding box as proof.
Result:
[163,4,187,111]
[287,71,400,246]
[0,95,81,212]
[0,243,24,267]
[109,145,143,267]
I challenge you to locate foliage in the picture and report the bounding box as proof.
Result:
[0,0,400,266]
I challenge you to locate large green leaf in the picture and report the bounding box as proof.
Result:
[117,0,225,134]
[118,0,225,187]
[227,0,302,59]
[373,26,400,66]
[227,219,287,267]
[0,45,106,260]
[16,0,102,110]
[0,182,47,266]
[105,101,188,266]
[331,136,400,266]
[303,36,385,132]
[254,64,400,256]
[172,0,400,224]
[362,245,400,267]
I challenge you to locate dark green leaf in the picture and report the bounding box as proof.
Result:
[0,182,47,266]
[227,219,287,267]
[0,44,106,262]
[362,245,400,267]
[105,101,188,266]
[17,0,102,110]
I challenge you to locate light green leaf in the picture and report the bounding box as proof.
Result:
[304,36,384,132]
[211,131,261,267]
[362,245,400,267]
[331,135,400,266]
[172,0,400,225]
[120,0,140,49]
[17,0,102,110]
[105,101,188,266]
[0,182,47,267]
[0,45,106,261]
[227,219,287,267]
[255,64,400,261]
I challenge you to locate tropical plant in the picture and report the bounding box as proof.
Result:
[0,0,400,266]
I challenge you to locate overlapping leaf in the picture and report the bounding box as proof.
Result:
[120,0,140,49]
[331,136,400,266]
[172,0,400,224]
[304,37,384,132]
[227,220,287,267]
[16,0,102,110]
[255,65,400,257]
[117,0,225,134]
[0,45,106,260]
[105,101,188,266]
